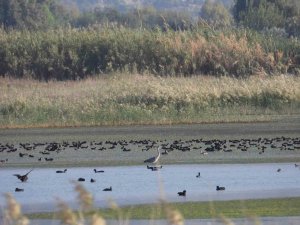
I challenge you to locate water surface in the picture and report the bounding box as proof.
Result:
[1,163,300,213]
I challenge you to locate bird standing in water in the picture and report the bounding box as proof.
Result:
[13,169,34,182]
[144,146,162,164]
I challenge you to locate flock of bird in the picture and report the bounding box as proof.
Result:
[12,164,224,196]
[2,136,300,196]
[11,144,300,196]
[13,167,112,192]
[1,136,299,165]
[143,146,226,196]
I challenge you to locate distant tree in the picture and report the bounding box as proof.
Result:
[0,0,70,29]
[72,5,193,30]
[199,0,233,28]
[240,0,283,30]
[286,16,300,37]
[233,0,300,36]
[139,8,192,30]
[0,0,20,28]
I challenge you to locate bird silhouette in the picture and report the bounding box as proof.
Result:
[15,188,24,192]
[103,186,112,191]
[13,169,34,182]
[144,146,161,164]
[177,190,186,196]
[56,169,67,173]
[94,169,104,173]
[216,186,225,191]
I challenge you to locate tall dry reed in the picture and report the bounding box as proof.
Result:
[0,74,299,128]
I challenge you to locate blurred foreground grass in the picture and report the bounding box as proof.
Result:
[27,197,300,220]
[3,183,300,225]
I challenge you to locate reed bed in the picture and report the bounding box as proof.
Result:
[0,74,299,128]
[0,27,299,80]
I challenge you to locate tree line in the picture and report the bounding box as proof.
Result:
[0,0,299,37]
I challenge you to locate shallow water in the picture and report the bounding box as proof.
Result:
[1,163,300,213]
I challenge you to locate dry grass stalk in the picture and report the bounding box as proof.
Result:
[165,207,184,225]
[3,193,29,225]
[57,201,80,225]
[219,215,236,225]
[90,214,106,225]
[73,182,94,211]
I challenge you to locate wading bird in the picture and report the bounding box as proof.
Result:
[13,169,34,182]
[144,146,162,164]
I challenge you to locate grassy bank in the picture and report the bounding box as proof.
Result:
[25,197,300,220]
[0,74,299,128]
[95,197,300,220]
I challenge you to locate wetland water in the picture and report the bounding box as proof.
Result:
[1,163,300,213]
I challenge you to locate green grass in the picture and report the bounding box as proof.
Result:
[26,197,300,220]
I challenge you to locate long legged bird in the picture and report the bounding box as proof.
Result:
[144,146,162,164]
[13,169,34,182]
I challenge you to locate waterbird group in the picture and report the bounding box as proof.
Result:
[1,136,299,166]
[5,136,300,196]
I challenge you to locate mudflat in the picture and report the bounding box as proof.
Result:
[1,116,299,167]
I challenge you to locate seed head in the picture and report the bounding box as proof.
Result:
[90,214,106,225]
[5,193,22,220]
[74,182,93,210]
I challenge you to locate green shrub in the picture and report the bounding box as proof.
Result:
[0,27,299,80]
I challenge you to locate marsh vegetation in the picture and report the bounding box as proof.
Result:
[1,74,299,128]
